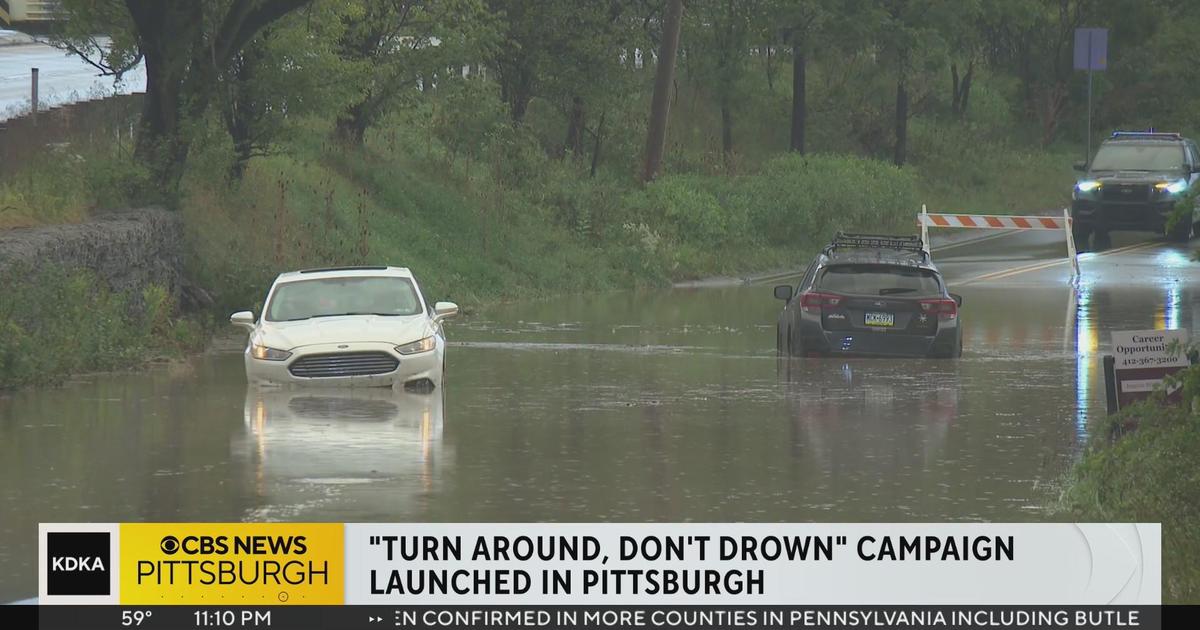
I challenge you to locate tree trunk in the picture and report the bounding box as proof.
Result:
[894,75,908,166]
[590,111,607,178]
[121,0,310,196]
[509,91,531,124]
[334,102,369,145]
[721,102,733,160]
[223,41,267,181]
[131,6,202,197]
[764,44,774,90]
[789,46,806,153]
[951,63,961,114]
[958,60,974,119]
[564,95,585,158]
[641,0,684,183]
[500,65,534,124]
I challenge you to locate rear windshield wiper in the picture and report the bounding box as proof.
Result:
[878,288,917,295]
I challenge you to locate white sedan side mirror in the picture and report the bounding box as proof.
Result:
[433,301,459,321]
[230,311,256,331]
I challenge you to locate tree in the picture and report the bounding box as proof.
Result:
[641,0,684,182]
[767,0,841,154]
[331,0,495,145]
[485,0,638,137]
[218,4,355,178]
[944,0,983,119]
[685,0,760,161]
[51,0,314,196]
[545,2,641,161]
[872,0,952,165]
[979,0,1107,145]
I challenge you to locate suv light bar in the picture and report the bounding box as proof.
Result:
[825,232,928,258]
[1110,130,1182,140]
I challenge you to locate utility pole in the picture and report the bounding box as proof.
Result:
[31,67,39,125]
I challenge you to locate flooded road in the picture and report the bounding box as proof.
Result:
[1,231,1197,600]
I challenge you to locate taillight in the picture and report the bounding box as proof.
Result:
[919,298,958,319]
[799,292,842,311]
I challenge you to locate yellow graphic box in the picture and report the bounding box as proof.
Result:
[120,523,344,605]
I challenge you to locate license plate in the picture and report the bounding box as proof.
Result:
[864,312,894,327]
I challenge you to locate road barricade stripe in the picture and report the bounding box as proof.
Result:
[917,213,1070,230]
[918,206,1080,280]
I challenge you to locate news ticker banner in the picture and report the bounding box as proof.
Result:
[38,522,1159,608]
[20,605,1167,630]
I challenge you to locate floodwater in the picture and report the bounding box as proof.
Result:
[1,239,1197,600]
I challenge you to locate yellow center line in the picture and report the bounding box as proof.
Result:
[957,240,1159,285]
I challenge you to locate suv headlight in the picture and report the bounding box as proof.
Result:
[1155,179,1188,195]
[396,336,436,355]
[1075,180,1102,193]
[251,344,292,361]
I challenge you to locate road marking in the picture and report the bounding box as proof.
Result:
[957,240,1159,285]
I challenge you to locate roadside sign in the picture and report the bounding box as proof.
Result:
[1108,329,1189,410]
[1073,28,1107,71]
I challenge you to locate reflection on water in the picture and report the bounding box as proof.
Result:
[1075,281,1096,441]
[774,359,960,513]
[236,388,447,521]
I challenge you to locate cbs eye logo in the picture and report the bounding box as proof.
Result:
[160,536,181,555]
[158,534,229,555]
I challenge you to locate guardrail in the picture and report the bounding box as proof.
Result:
[918,205,1079,278]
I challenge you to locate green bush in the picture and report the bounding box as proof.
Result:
[82,156,156,210]
[0,266,203,389]
[642,175,741,245]
[738,153,920,246]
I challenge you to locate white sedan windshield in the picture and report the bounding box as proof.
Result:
[266,277,423,321]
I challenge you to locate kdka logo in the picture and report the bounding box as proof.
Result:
[47,532,111,595]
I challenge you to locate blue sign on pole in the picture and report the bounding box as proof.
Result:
[1074,28,1108,71]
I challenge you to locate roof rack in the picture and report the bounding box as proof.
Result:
[1110,130,1182,141]
[298,266,390,274]
[823,232,928,260]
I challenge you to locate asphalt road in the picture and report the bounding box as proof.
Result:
[932,227,1191,288]
[0,38,144,119]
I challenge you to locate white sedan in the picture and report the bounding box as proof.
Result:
[231,266,458,389]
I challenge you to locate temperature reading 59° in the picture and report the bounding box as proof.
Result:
[121,610,153,626]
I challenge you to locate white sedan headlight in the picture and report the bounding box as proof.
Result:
[251,344,292,361]
[396,336,436,355]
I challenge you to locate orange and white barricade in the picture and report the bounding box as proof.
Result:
[918,205,1080,278]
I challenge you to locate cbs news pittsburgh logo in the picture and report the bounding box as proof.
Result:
[42,524,345,605]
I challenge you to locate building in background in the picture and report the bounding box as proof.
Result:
[0,1,60,28]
